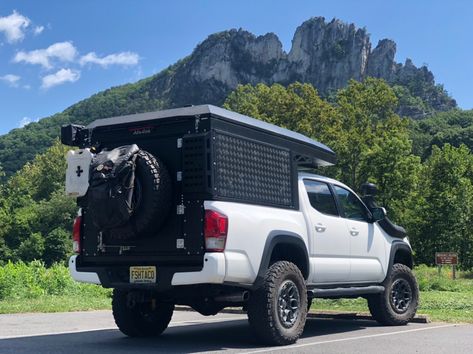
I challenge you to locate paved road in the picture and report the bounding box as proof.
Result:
[0,309,471,353]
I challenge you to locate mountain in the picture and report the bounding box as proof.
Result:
[0,17,456,178]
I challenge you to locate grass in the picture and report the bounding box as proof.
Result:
[0,262,472,323]
[0,295,111,314]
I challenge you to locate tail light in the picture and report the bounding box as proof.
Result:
[204,210,228,252]
[72,215,82,254]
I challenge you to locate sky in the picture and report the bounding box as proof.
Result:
[0,0,472,135]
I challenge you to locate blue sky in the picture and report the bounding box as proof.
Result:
[0,0,472,135]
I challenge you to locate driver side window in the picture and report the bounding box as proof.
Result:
[333,185,370,222]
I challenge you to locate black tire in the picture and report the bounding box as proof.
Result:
[368,263,419,326]
[247,261,307,346]
[112,289,174,337]
[110,150,172,240]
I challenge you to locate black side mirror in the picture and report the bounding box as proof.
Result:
[361,182,378,197]
[371,207,386,222]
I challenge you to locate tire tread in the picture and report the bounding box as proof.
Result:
[368,263,419,326]
[247,261,307,345]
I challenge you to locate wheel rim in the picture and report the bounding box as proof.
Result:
[277,280,300,328]
[390,278,412,313]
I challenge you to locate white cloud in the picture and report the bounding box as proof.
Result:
[33,25,44,36]
[80,51,139,67]
[0,10,30,43]
[19,117,31,128]
[41,68,80,89]
[14,41,77,69]
[0,74,21,87]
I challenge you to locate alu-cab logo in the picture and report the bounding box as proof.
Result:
[128,125,153,135]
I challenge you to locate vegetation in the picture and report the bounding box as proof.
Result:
[410,109,473,158]
[0,261,111,313]
[0,141,76,265]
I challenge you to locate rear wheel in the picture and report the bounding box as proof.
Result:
[368,263,419,325]
[112,289,174,337]
[247,261,307,345]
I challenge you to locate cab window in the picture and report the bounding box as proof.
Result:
[303,180,339,216]
[333,185,370,222]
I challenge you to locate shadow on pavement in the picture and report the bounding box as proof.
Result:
[0,317,379,354]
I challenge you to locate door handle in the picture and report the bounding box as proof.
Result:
[315,223,326,233]
[350,228,359,236]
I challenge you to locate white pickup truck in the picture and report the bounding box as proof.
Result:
[64,105,418,345]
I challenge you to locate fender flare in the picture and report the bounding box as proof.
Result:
[253,232,309,288]
[384,241,413,282]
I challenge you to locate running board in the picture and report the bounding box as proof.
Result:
[308,285,385,298]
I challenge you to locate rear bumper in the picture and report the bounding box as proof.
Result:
[171,253,225,285]
[69,256,101,284]
[68,253,227,288]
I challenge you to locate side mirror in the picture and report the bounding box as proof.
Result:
[371,207,386,222]
[361,182,378,197]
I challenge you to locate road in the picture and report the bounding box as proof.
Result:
[0,309,471,353]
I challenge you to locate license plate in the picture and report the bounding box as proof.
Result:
[129,266,156,284]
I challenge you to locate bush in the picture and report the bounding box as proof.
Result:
[0,261,111,300]
[414,264,473,292]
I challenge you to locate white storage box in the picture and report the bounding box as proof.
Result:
[65,149,93,197]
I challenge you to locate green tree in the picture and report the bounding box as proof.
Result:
[16,232,45,262]
[0,141,76,264]
[363,116,421,222]
[224,79,421,224]
[43,228,71,266]
[328,78,420,222]
[224,82,341,146]
[410,144,473,269]
[332,78,400,188]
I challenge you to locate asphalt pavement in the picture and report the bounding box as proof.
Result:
[0,309,471,353]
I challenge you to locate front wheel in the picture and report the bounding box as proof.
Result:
[368,263,419,325]
[112,289,174,337]
[247,261,308,345]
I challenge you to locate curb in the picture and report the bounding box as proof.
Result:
[175,306,430,324]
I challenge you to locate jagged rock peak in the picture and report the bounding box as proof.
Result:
[367,39,397,80]
[149,16,455,113]
[287,17,371,91]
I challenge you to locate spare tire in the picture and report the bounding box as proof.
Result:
[108,150,172,241]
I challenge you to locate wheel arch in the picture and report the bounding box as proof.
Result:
[385,241,413,281]
[253,232,309,288]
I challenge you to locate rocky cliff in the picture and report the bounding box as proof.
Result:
[144,17,455,116]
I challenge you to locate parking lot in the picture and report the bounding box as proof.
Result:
[0,309,471,353]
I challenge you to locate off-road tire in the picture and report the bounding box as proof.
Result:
[368,263,419,326]
[112,289,174,337]
[247,261,307,345]
[110,150,172,240]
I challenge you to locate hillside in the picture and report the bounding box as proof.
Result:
[0,17,456,178]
